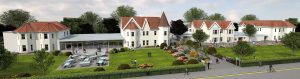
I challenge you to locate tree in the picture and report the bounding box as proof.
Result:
[0,45,16,70]
[232,41,256,57]
[241,14,258,21]
[184,7,207,22]
[32,49,55,74]
[208,13,226,20]
[79,11,106,33]
[243,24,257,42]
[111,5,136,20]
[296,23,300,32]
[0,9,36,27]
[285,18,298,25]
[170,19,188,40]
[281,32,300,54]
[102,18,120,33]
[192,30,209,47]
[61,18,83,34]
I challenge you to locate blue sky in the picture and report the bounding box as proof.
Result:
[0,0,299,22]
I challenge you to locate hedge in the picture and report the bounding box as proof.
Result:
[23,64,205,79]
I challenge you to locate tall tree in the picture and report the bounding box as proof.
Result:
[0,45,16,70]
[79,11,106,33]
[285,18,298,25]
[61,18,83,34]
[296,23,300,32]
[0,9,36,27]
[192,30,209,47]
[111,5,137,20]
[243,24,257,42]
[102,18,120,33]
[170,19,188,40]
[208,13,226,20]
[241,14,258,21]
[184,7,207,22]
[32,49,55,74]
[281,32,300,54]
[232,41,256,57]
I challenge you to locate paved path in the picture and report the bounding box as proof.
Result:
[124,56,300,79]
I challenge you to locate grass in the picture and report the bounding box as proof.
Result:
[217,45,300,61]
[48,48,176,75]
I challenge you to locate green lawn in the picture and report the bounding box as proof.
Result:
[49,48,176,75]
[217,45,300,61]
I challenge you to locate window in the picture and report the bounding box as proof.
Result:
[220,30,223,33]
[227,37,231,42]
[275,28,276,32]
[30,34,32,39]
[22,45,26,51]
[274,36,277,40]
[154,40,157,45]
[127,41,129,46]
[52,33,54,38]
[213,38,218,43]
[220,37,223,42]
[143,40,145,45]
[131,32,134,36]
[213,30,218,34]
[142,31,145,36]
[279,28,281,32]
[260,28,262,31]
[154,31,157,35]
[45,44,49,50]
[146,31,149,36]
[189,29,192,32]
[44,33,48,39]
[146,40,149,45]
[131,41,134,47]
[164,40,167,43]
[282,28,284,32]
[52,44,55,50]
[164,31,167,36]
[64,32,66,36]
[228,30,232,34]
[30,45,33,51]
[21,34,25,39]
[127,32,129,36]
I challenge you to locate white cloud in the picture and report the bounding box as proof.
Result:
[226,10,241,22]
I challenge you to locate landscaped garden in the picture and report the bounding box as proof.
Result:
[0,47,205,78]
[216,45,300,67]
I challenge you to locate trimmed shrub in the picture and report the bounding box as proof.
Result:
[160,43,167,49]
[207,47,217,55]
[189,51,199,58]
[113,48,118,53]
[214,53,223,59]
[51,50,60,56]
[119,47,129,52]
[63,52,72,56]
[117,64,131,70]
[16,73,32,77]
[187,59,199,64]
[172,60,185,66]
[94,67,105,72]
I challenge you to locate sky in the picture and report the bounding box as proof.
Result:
[0,0,299,22]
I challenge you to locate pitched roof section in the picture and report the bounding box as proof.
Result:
[240,20,295,28]
[14,22,69,33]
[216,21,231,29]
[125,21,139,29]
[190,20,232,29]
[121,12,169,30]
[159,12,170,26]
[190,20,204,28]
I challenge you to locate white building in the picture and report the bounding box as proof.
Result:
[238,20,296,41]
[186,20,235,43]
[3,22,70,53]
[120,12,170,48]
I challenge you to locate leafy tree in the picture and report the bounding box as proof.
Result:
[0,9,36,27]
[78,23,95,34]
[170,19,188,40]
[281,32,300,54]
[184,7,207,22]
[0,45,16,70]
[208,13,226,20]
[192,30,209,47]
[296,23,300,32]
[285,18,298,25]
[241,14,258,21]
[232,41,256,57]
[79,11,106,33]
[111,5,136,20]
[243,24,257,42]
[32,49,55,74]
[61,18,83,34]
[102,18,120,33]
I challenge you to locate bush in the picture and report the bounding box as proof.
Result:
[117,64,131,70]
[172,60,185,66]
[160,43,167,49]
[215,53,223,59]
[138,63,154,69]
[63,52,72,56]
[119,47,129,52]
[207,47,217,55]
[16,73,32,77]
[187,59,199,64]
[94,67,105,72]
[189,51,199,58]
[51,50,60,56]
[110,48,119,54]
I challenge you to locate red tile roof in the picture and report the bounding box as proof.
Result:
[125,21,139,29]
[190,20,232,29]
[204,21,215,29]
[216,21,231,29]
[14,22,69,32]
[121,12,169,30]
[190,20,204,28]
[240,20,295,28]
